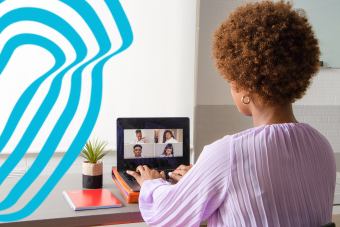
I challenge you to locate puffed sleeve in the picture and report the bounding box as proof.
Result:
[139,136,231,226]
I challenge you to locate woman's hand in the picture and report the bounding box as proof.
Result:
[169,165,192,181]
[127,165,166,187]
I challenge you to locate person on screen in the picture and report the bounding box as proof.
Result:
[132,129,146,144]
[160,143,174,157]
[162,130,177,143]
[133,144,142,158]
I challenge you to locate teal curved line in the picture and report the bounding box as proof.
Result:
[0,8,85,154]
[0,0,112,211]
[49,0,134,192]
[0,8,87,186]
[0,37,82,211]
[0,35,65,132]
[0,36,62,75]
[0,7,86,154]
[0,0,133,221]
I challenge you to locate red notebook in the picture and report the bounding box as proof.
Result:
[63,189,122,211]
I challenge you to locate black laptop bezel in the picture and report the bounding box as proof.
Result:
[116,117,190,172]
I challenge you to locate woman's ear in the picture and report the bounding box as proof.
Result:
[230,85,253,117]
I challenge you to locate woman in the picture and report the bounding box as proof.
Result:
[127,1,336,226]
[160,143,174,157]
[162,130,177,143]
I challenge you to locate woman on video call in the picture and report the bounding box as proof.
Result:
[127,1,336,226]
[163,130,178,143]
[160,143,174,157]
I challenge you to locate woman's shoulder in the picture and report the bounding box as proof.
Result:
[203,127,261,152]
[197,136,232,165]
[203,135,232,155]
[230,122,318,137]
[231,123,332,150]
[203,122,332,155]
[204,126,258,149]
[210,123,327,145]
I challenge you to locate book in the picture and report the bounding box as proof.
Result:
[63,189,122,210]
[111,167,139,203]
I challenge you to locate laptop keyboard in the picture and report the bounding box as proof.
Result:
[123,171,139,181]
[123,170,171,181]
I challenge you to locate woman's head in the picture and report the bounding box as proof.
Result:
[212,0,320,107]
[162,143,174,157]
[163,130,174,143]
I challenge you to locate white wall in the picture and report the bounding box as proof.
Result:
[93,0,196,151]
[0,0,196,154]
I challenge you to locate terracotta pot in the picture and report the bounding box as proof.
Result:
[82,161,103,189]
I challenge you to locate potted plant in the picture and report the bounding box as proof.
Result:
[79,138,111,189]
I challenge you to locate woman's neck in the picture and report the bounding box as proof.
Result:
[251,103,298,127]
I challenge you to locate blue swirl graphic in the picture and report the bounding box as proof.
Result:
[0,7,87,184]
[0,0,133,221]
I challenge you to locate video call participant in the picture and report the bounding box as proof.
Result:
[160,143,174,157]
[132,129,146,144]
[133,144,142,158]
[162,130,177,143]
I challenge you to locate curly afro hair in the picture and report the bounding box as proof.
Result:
[212,0,320,106]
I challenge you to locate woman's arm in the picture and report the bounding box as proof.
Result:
[130,137,231,226]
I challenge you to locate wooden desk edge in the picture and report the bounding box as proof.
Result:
[1,212,143,227]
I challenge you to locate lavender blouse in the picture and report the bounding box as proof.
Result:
[139,123,336,227]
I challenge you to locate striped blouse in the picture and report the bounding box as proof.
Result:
[139,123,336,227]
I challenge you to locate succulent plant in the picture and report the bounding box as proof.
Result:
[79,138,110,164]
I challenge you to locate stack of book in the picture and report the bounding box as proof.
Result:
[111,167,139,203]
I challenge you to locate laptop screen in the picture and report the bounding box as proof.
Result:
[117,118,190,171]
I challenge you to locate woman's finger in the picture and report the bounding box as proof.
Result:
[136,165,145,173]
[172,169,187,176]
[169,172,182,181]
[176,165,186,170]
[176,165,191,171]
[126,170,142,181]
[160,171,166,181]
[143,165,150,171]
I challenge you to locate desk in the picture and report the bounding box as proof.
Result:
[0,173,142,227]
[2,171,340,227]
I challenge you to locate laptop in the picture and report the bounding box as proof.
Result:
[116,117,190,192]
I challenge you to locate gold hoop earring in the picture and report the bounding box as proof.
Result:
[241,95,250,105]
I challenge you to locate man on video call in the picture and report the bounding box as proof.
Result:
[132,129,146,144]
[133,144,143,158]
